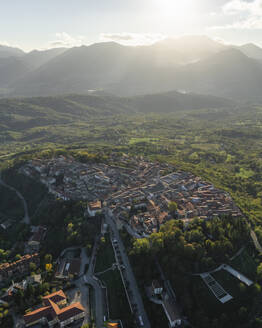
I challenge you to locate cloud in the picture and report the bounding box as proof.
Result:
[223,0,256,15]
[49,32,86,48]
[0,41,11,47]
[213,0,262,29]
[212,17,262,29]
[100,33,166,45]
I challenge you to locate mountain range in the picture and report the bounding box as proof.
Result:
[1,36,262,102]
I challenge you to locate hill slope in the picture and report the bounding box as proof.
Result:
[0,45,24,58]
[184,49,262,101]
[21,48,67,70]
[0,91,235,133]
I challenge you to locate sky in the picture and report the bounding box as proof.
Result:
[1,0,262,51]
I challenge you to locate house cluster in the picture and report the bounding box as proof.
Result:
[0,253,39,282]
[23,289,85,327]
[109,172,242,235]
[20,155,151,201]
[20,155,242,236]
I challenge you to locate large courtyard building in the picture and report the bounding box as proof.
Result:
[23,290,85,327]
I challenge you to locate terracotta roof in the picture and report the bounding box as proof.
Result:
[58,302,85,322]
[108,323,119,328]
[24,306,51,325]
[0,253,39,272]
[24,290,84,326]
[89,200,102,210]
[43,289,66,301]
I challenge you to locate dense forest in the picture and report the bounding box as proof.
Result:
[122,217,261,328]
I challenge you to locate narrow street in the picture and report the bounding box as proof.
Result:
[105,209,151,328]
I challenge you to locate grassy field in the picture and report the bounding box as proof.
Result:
[100,269,132,326]
[94,234,132,326]
[94,235,116,273]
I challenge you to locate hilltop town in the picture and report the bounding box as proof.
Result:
[20,155,242,236]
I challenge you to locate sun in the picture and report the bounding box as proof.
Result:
[153,0,196,20]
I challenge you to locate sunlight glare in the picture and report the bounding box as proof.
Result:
[154,0,196,20]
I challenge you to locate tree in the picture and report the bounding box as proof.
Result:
[168,201,178,213]
[149,232,164,253]
[252,283,261,296]
[238,307,248,322]
[257,263,262,280]
[44,254,52,264]
[132,238,150,255]
[239,282,246,294]
[45,263,53,272]
[29,262,37,272]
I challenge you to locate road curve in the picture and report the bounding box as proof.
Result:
[0,173,30,225]
[84,237,106,328]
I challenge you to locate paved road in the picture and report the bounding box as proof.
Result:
[0,173,30,225]
[222,264,253,286]
[124,223,144,239]
[82,237,106,328]
[251,230,262,253]
[105,210,151,328]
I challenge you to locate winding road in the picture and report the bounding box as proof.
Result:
[0,173,30,225]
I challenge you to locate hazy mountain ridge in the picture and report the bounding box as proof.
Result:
[1,36,262,102]
[22,48,67,70]
[0,45,25,58]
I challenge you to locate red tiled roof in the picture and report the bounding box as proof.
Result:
[24,290,84,325]
[43,289,66,301]
[0,253,39,272]
[58,302,85,322]
[24,306,51,325]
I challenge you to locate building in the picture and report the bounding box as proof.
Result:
[87,200,102,217]
[27,226,47,252]
[23,290,85,327]
[162,293,182,327]
[152,280,163,295]
[1,274,42,301]
[55,258,81,280]
[107,320,123,328]
[0,253,39,282]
